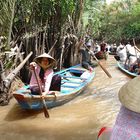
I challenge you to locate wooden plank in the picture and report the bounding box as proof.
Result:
[69,69,84,73]
[13,93,56,101]
[61,85,79,88]
[60,75,87,80]
[54,64,81,75]
[62,80,82,84]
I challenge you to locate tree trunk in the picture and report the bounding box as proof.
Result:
[0,52,33,106]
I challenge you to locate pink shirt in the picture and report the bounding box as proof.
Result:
[111,106,140,140]
[29,64,54,93]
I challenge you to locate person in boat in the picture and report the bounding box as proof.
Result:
[94,43,101,54]
[110,43,117,54]
[97,76,140,140]
[29,53,61,95]
[95,41,107,60]
[129,57,140,75]
[80,39,98,71]
[125,42,137,67]
[105,43,111,54]
[109,44,115,54]
[114,43,127,63]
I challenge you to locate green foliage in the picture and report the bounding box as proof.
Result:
[12,0,76,34]
[0,0,14,36]
[0,0,80,37]
[0,0,82,70]
[83,0,140,43]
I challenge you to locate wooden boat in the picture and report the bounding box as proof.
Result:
[13,64,95,109]
[117,61,138,77]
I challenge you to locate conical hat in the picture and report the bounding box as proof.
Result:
[118,76,140,113]
[34,53,56,68]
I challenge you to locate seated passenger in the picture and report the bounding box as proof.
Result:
[129,58,140,74]
[95,42,107,60]
[114,43,127,63]
[125,43,137,66]
[80,43,98,71]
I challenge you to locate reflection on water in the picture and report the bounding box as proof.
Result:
[0,55,131,140]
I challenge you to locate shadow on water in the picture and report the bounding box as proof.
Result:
[4,104,43,121]
[4,83,94,121]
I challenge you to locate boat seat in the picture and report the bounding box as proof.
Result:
[80,71,91,79]
[61,85,79,88]
[60,75,87,81]
[62,80,81,84]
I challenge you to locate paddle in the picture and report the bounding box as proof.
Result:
[132,39,139,60]
[85,45,112,78]
[33,68,50,118]
[133,38,140,52]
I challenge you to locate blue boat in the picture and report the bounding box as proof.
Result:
[117,61,138,77]
[13,64,95,110]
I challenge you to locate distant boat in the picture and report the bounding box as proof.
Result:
[13,64,95,109]
[117,61,138,77]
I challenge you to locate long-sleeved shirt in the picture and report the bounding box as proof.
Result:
[111,106,140,140]
[29,64,54,94]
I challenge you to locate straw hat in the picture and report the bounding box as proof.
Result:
[34,53,56,68]
[118,76,140,113]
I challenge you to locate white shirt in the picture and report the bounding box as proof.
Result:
[116,44,124,53]
[126,44,137,64]
[117,47,127,62]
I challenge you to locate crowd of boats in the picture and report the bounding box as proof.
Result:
[92,40,140,76]
[13,37,140,112]
[11,36,140,139]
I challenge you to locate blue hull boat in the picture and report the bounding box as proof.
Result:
[13,64,95,110]
[117,62,138,77]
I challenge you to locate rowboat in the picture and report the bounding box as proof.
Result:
[13,64,95,109]
[117,61,138,77]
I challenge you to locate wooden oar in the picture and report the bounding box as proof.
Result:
[133,39,139,61]
[85,46,112,78]
[25,94,56,100]
[133,38,140,52]
[33,69,50,118]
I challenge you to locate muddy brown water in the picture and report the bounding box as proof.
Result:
[0,55,131,140]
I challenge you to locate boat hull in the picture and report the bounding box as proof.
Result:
[13,64,95,109]
[117,62,138,77]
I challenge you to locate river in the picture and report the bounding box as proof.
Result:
[0,55,131,140]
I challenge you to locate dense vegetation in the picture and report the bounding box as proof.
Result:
[0,0,84,75]
[0,0,140,105]
[1,0,140,50]
[83,0,140,43]
[0,0,84,105]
